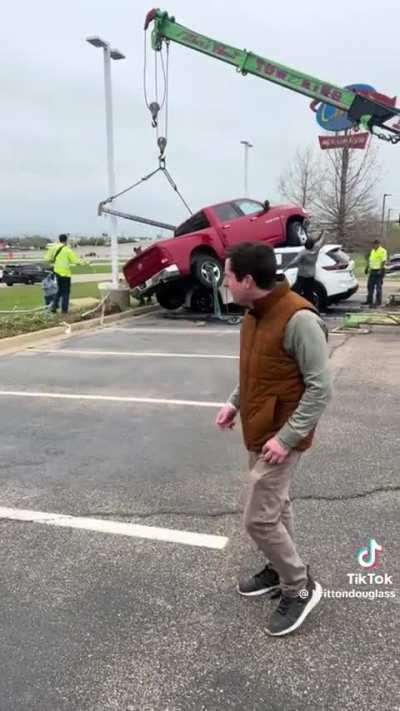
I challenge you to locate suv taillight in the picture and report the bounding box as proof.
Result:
[322,262,348,271]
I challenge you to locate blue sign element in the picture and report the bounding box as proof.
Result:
[314,84,376,132]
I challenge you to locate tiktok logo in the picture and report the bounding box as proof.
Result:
[356,538,384,569]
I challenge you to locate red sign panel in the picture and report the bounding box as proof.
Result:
[359,91,396,109]
[318,133,369,150]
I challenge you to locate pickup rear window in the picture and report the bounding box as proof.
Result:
[175,211,210,237]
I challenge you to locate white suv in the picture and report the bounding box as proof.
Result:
[180,243,358,313]
[275,244,358,311]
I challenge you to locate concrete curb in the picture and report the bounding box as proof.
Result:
[0,304,159,356]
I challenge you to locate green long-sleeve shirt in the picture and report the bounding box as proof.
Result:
[227,310,332,449]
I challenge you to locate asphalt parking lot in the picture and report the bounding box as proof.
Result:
[0,309,399,711]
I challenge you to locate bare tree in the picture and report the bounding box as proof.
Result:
[313,140,381,247]
[278,139,382,249]
[277,147,320,209]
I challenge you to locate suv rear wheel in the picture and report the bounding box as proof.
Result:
[312,283,327,312]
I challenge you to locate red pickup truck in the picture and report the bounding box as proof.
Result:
[123,197,308,310]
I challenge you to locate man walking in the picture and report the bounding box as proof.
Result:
[45,234,84,314]
[216,243,332,637]
[365,239,387,308]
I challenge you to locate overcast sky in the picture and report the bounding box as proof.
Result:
[1,0,400,236]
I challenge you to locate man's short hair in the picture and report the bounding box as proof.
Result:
[59,234,68,243]
[373,239,380,245]
[226,242,277,289]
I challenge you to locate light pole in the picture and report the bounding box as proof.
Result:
[87,36,125,288]
[240,140,253,197]
[387,207,400,230]
[380,193,391,239]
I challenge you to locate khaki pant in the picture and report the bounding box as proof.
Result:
[243,451,307,596]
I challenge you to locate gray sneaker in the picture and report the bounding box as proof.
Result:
[266,572,322,636]
[237,564,280,597]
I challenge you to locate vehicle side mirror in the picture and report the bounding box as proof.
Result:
[263,200,270,212]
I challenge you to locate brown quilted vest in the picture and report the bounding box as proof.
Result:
[239,279,317,452]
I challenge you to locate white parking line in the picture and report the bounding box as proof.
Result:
[0,390,224,407]
[108,327,239,335]
[0,507,228,550]
[28,349,238,360]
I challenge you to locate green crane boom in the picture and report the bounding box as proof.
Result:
[144,8,400,143]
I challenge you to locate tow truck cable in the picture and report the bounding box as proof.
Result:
[99,29,192,219]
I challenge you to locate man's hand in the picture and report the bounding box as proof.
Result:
[262,437,290,464]
[215,403,237,430]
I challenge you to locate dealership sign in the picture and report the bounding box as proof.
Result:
[318,132,370,150]
[310,83,396,132]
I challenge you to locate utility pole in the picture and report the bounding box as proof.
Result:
[337,144,350,243]
[240,140,253,197]
[380,193,391,239]
[87,37,125,288]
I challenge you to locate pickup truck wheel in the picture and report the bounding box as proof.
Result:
[5,281,13,287]
[286,220,308,246]
[192,255,223,288]
[155,283,186,310]
[190,285,215,313]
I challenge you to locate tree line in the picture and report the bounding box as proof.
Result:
[277,140,399,253]
[1,235,152,250]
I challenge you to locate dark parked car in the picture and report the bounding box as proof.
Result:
[1,263,48,286]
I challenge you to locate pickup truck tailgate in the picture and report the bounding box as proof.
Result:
[123,245,169,288]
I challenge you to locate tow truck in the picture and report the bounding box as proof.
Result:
[142,8,399,142]
[113,9,400,307]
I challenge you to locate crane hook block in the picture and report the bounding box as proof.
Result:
[149,101,160,127]
[157,136,167,156]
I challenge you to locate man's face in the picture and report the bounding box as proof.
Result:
[373,242,380,250]
[223,258,253,306]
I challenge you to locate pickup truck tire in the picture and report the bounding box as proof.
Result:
[191,255,223,289]
[286,220,307,246]
[155,282,186,310]
[190,285,215,313]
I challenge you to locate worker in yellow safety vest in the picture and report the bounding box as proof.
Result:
[45,234,86,314]
[365,239,387,308]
